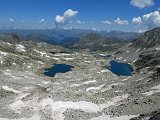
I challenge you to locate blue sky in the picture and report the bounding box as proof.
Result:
[0,0,160,32]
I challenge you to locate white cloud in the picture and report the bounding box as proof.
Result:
[39,18,45,24]
[92,28,97,31]
[64,9,78,17]
[130,0,154,9]
[132,11,160,30]
[132,17,143,24]
[55,15,65,24]
[9,19,15,29]
[9,19,14,23]
[91,28,101,31]
[114,18,129,25]
[77,20,85,24]
[39,18,45,29]
[138,29,147,33]
[142,11,160,28]
[55,9,78,27]
[102,20,112,25]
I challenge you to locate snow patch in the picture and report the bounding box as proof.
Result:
[0,60,3,64]
[99,94,129,109]
[118,57,123,60]
[27,66,31,68]
[86,84,105,92]
[2,86,21,94]
[122,76,131,81]
[70,84,81,87]
[53,82,60,85]
[11,75,21,80]
[84,61,91,63]
[46,55,50,58]
[135,78,144,81]
[61,53,72,56]
[156,47,160,50]
[142,84,160,96]
[0,51,8,56]
[132,59,138,63]
[9,100,26,114]
[63,58,74,60]
[4,72,12,76]
[136,49,141,53]
[54,53,72,56]
[16,44,25,52]
[71,80,97,87]
[101,69,109,73]
[37,99,100,120]
[52,57,59,60]
[97,70,109,74]
[83,80,97,85]
[33,49,47,56]
[42,81,49,85]
[12,63,16,65]
[39,52,47,56]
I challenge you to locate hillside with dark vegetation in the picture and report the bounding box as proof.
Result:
[68,32,129,51]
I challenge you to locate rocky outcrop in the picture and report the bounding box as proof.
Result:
[70,32,126,51]
[8,35,21,44]
[72,32,106,51]
[132,27,160,48]
[130,109,160,120]
[134,50,160,69]
[131,28,160,72]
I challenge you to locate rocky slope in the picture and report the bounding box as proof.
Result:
[0,34,71,71]
[69,32,127,52]
[132,27,160,48]
[0,28,159,120]
[114,27,160,120]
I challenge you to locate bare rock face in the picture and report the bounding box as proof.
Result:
[157,67,160,74]
[134,50,160,69]
[130,109,160,120]
[132,27,160,48]
[130,28,160,72]
[73,32,106,50]
[71,32,126,52]
[9,35,21,44]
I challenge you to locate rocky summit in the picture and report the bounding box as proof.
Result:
[132,27,160,48]
[0,27,160,120]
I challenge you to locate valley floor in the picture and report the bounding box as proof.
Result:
[0,49,160,120]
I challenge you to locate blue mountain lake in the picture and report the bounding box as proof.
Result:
[108,60,134,76]
[44,64,74,77]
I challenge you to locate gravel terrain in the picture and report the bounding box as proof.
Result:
[0,35,160,120]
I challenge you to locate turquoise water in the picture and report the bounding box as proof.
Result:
[44,64,74,77]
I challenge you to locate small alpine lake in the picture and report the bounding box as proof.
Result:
[108,60,134,76]
[44,64,74,77]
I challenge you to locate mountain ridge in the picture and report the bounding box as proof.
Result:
[132,27,160,48]
[0,29,140,45]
